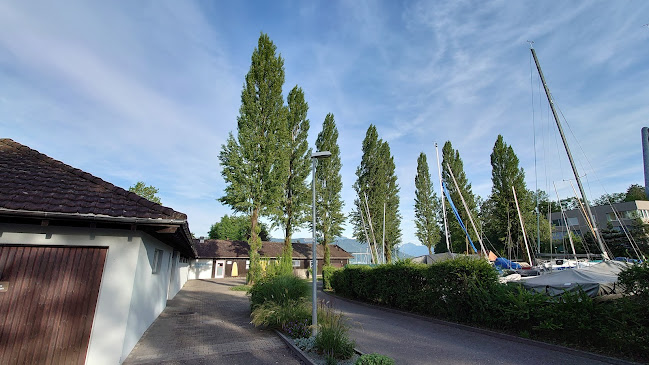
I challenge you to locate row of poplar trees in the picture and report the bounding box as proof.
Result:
[414,137,549,258]
[219,34,345,284]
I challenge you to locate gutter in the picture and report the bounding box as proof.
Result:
[0,208,187,225]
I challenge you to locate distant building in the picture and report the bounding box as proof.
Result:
[548,200,649,239]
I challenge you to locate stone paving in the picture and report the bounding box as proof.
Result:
[123,278,303,365]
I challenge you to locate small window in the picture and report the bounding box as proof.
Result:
[152,249,164,274]
[246,260,250,270]
[292,260,300,268]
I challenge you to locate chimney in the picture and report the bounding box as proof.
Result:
[199,236,205,243]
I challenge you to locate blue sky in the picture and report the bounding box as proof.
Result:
[2,1,648,245]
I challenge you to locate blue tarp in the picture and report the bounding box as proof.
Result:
[493,257,522,270]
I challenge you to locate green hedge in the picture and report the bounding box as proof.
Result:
[322,265,340,290]
[330,258,649,362]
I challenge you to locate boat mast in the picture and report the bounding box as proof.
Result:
[512,186,533,266]
[530,46,610,260]
[435,142,451,252]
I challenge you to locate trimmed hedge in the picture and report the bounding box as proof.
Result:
[322,265,340,290]
[330,258,649,362]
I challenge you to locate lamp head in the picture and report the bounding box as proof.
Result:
[311,151,332,159]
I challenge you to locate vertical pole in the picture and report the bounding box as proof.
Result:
[530,47,609,260]
[435,143,451,252]
[311,158,317,336]
[382,202,386,264]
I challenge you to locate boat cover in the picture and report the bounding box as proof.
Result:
[493,257,522,270]
[517,260,630,297]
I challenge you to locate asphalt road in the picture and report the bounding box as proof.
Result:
[319,290,629,365]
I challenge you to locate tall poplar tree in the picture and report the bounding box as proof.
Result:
[352,125,401,263]
[273,85,311,262]
[482,135,534,256]
[315,113,345,266]
[219,33,287,284]
[414,152,441,255]
[438,141,479,254]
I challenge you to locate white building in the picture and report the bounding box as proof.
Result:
[0,139,196,364]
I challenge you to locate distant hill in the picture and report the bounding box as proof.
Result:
[399,242,430,257]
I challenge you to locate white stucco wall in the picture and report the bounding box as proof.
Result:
[0,223,188,365]
[188,258,213,279]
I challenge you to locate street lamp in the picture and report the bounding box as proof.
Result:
[311,150,331,336]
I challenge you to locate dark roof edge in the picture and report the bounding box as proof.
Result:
[0,208,187,225]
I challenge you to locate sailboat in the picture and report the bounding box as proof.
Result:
[506,45,630,297]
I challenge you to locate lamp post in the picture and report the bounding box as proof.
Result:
[311,150,331,336]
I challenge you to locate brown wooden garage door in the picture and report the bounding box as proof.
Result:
[0,245,107,365]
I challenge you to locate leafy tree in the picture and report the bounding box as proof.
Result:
[625,184,647,202]
[208,215,270,242]
[437,141,479,254]
[315,113,346,266]
[534,189,560,214]
[273,85,311,263]
[219,33,287,284]
[593,192,626,206]
[128,181,161,204]
[351,125,401,263]
[482,135,535,258]
[414,152,441,255]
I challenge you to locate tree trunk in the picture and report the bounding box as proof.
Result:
[248,207,262,285]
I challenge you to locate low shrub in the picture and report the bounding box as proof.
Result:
[282,319,311,339]
[322,265,340,290]
[316,301,355,360]
[250,299,311,329]
[619,261,649,300]
[294,336,316,352]
[355,353,395,365]
[249,274,310,309]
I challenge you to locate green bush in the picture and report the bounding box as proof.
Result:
[355,353,395,365]
[250,300,311,329]
[249,274,310,309]
[322,265,340,290]
[330,259,649,362]
[619,261,649,300]
[316,301,355,359]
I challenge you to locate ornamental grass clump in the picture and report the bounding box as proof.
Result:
[250,299,311,329]
[315,301,355,360]
[249,274,310,309]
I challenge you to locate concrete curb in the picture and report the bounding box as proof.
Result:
[275,329,365,365]
[322,291,638,365]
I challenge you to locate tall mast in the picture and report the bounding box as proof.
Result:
[435,143,451,252]
[530,46,609,260]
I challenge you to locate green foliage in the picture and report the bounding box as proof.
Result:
[330,260,649,362]
[355,354,395,365]
[414,152,441,255]
[275,85,312,259]
[315,114,346,266]
[322,265,340,290]
[250,300,311,329]
[282,319,311,339]
[264,254,294,278]
[316,301,355,360]
[229,285,251,292]
[438,141,479,254]
[351,125,402,263]
[249,274,310,310]
[482,135,536,256]
[128,181,161,204]
[208,214,270,241]
[294,336,316,352]
[619,261,649,299]
[625,183,647,202]
[592,192,626,206]
[219,33,287,284]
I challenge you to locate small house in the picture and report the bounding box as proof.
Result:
[0,139,196,364]
[192,239,353,278]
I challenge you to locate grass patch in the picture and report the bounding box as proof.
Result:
[230,285,251,292]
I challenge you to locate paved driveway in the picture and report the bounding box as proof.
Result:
[319,290,629,365]
[123,278,303,365]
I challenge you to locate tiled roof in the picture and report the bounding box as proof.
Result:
[0,139,186,220]
[194,239,353,259]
